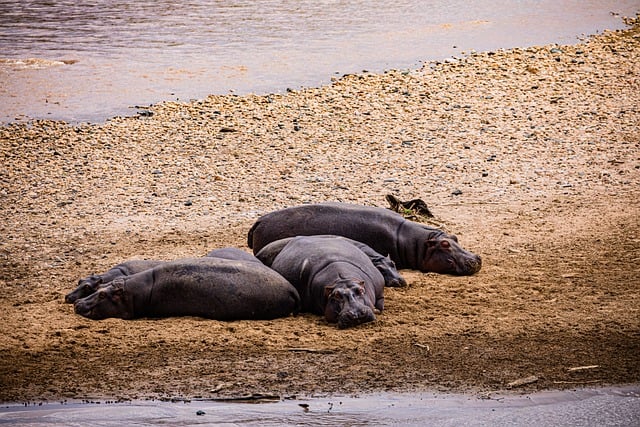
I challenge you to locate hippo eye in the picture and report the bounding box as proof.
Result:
[331,292,343,301]
[98,292,106,300]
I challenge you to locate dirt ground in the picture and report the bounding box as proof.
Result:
[0,17,639,403]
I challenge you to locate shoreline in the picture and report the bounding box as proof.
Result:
[2,11,639,125]
[0,16,638,402]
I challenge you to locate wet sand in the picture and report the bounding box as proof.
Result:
[0,15,639,403]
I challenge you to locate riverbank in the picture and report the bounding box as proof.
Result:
[0,16,638,402]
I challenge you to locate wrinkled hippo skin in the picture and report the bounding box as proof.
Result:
[73,257,300,321]
[248,202,481,275]
[256,235,384,328]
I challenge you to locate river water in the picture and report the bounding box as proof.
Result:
[1,0,638,123]
[1,386,639,426]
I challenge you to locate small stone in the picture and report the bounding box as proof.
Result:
[196,410,206,416]
[452,189,463,196]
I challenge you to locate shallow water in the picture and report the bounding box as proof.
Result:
[1,386,639,426]
[0,0,638,123]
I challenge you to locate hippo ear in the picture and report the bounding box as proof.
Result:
[324,284,336,298]
[425,239,438,249]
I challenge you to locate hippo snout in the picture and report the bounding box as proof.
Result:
[337,306,376,329]
[74,300,88,316]
[464,255,482,275]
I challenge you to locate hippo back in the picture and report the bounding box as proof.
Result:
[248,202,481,275]
[248,203,407,255]
[206,247,260,263]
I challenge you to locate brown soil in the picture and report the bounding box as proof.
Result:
[1,17,639,403]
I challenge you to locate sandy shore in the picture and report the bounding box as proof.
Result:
[0,16,638,402]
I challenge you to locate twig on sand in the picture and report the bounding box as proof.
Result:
[567,365,600,372]
[507,375,539,388]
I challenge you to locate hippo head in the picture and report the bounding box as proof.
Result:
[421,233,482,275]
[323,279,376,329]
[65,275,104,303]
[73,280,132,320]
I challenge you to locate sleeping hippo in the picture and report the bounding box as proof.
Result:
[73,257,300,321]
[65,248,261,303]
[256,235,385,329]
[248,202,481,275]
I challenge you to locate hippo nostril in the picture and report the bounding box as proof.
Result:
[468,256,482,273]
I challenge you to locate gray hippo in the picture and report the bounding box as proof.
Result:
[73,257,300,321]
[248,202,481,275]
[256,235,384,329]
[65,248,261,303]
[256,235,406,287]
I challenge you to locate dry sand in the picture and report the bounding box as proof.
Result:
[0,16,638,403]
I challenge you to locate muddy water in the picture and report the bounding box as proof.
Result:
[1,386,639,426]
[1,1,638,123]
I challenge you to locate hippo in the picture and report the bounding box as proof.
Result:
[248,202,481,275]
[256,235,384,329]
[256,235,406,287]
[66,248,262,304]
[73,257,300,321]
